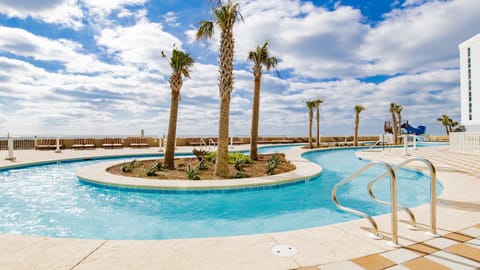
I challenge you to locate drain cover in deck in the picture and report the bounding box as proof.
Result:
[271,244,298,257]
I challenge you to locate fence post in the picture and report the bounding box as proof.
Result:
[54,136,62,153]
[402,134,410,156]
[5,132,16,161]
[158,134,164,152]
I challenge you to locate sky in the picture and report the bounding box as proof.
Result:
[0,0,478,137]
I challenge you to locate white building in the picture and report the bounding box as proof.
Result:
[451,34,480,152]
[459,33,480,131]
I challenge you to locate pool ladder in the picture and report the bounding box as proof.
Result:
[331,157,439,247]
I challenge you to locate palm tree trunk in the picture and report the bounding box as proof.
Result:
[391,112,398,144]
[445,126,449,135]
[215,28,234,178]
[308,109,313,149]
[216,94,231,177]
[250,73,261,160]
[397,114,402,137]
[165,89,180,169]
[354,112,359,146]
[316,105,320,147]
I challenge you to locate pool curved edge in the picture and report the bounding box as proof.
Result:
[76,147,323,191]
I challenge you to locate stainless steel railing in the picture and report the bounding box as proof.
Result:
[366,140,381,151]
[331,161,400,246]
[208,138,217,147]
[332,157,439,247]
[367,157,438,236]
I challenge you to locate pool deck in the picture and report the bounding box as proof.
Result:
[0,145,479,269]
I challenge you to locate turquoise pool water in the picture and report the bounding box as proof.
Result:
[258,143,306,153]
[0,146,441,239]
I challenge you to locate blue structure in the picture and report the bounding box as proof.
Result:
[401,123,426,135]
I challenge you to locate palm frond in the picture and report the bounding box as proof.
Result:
[389,102,398,113]
[314,99,324,106]
[306,100,316,109]
[265,57,278,71]
[169,48,194,79]
[354,104,365,113]
[214,1,242,30]
[196,20,215,40]
[247,40,278,73]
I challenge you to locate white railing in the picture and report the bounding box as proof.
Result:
[449,132,480,153]
[208,138,217,147]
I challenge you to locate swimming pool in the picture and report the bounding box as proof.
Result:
[0,146,441,239]
[257,143,306,153]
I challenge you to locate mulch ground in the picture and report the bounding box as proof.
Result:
[107,153,296,180]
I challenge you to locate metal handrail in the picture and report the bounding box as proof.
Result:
[367,157,439,236]
[332,161,399,246]
[366,140,381,151]
[200,138,207,147]
[208,138,217,146]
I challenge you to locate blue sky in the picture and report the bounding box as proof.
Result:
[0,0,478,137]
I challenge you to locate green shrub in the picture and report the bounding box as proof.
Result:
[198,159,209,170]
[228,152,251,164]
[271,155,281,164]
[265,163,276,175]
[204,151,251,165]
[121,159,137,173]
[145,166,157,176]
[204,151,217,162]
[234,157,246,171]
[234,171,249,178]
[153,161,164,170]
[186,165,200,180]
[265,155,282,175]
[192,148,210,161]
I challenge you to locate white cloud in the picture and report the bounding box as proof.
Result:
[0,0,83,29]
[359,0,480,75]
[233,0,370,79]
[402,0,431,7]
[0,0,471,136]
[117,7,147,20]
[83,0,147,13]
[0,52,172,135]
[0,26,80,61]
[164,11,181,27]
[96,22,182,72]
[0,26,140,76]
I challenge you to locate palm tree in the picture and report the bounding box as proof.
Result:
[248,41,278,160]
[306,101,316,149]
[164,48,194,169]
[196,0,242,177]
[395,104,403,138]
[437,114,453,135]
[448,118,458,133]
[314,99,324,147]
[389,102,398,144]
[354,104,365,146]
